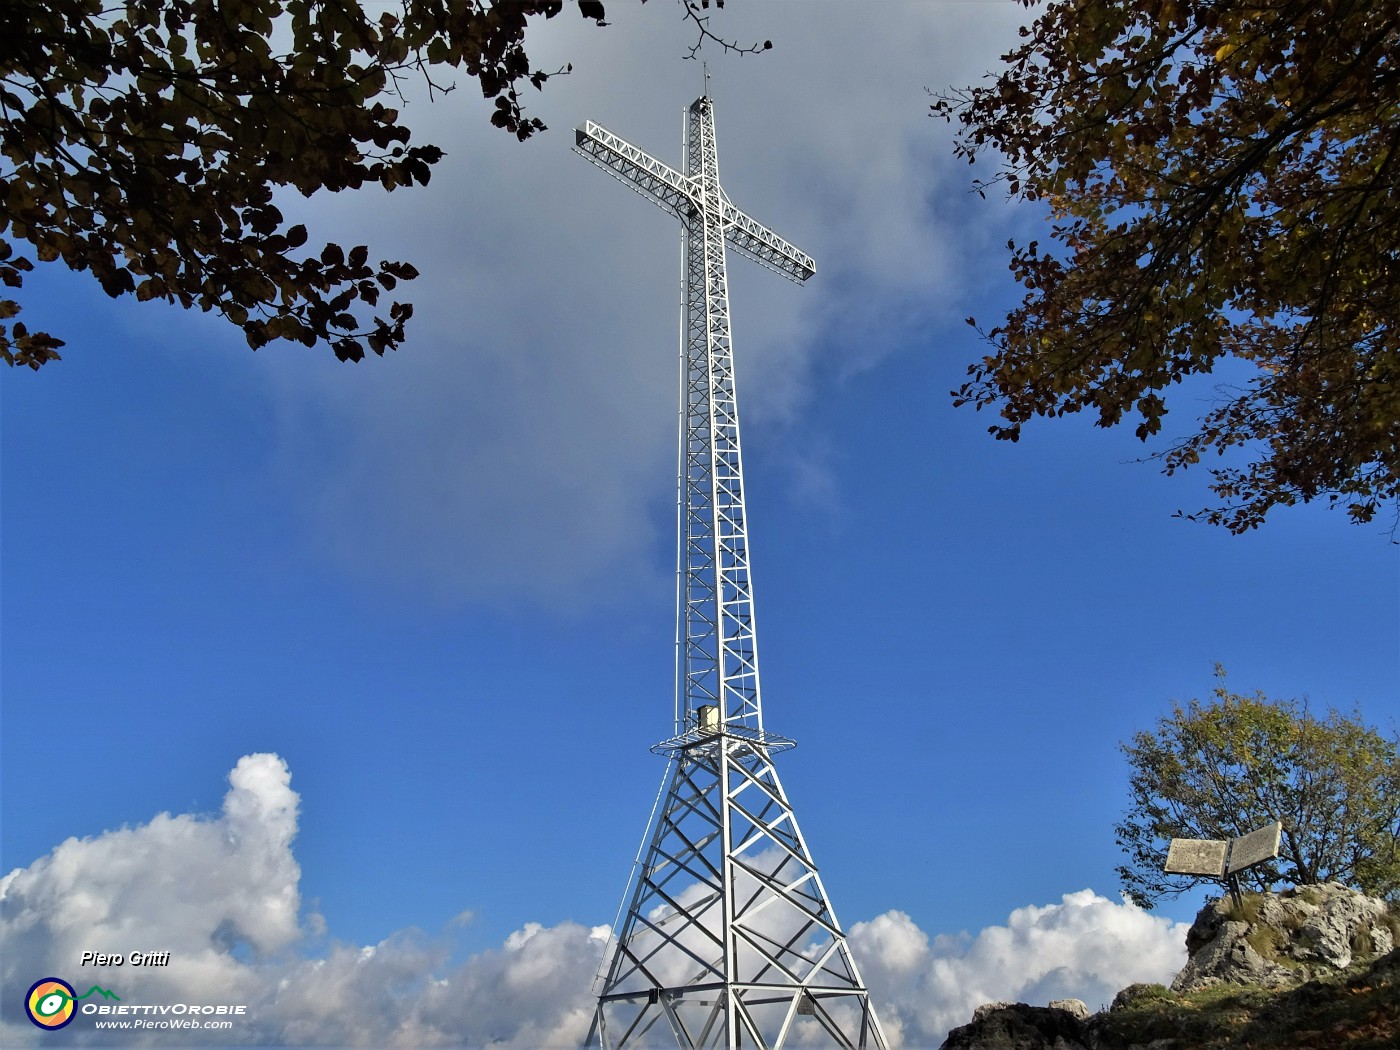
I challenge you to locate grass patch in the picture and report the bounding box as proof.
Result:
[1111,983,1175,1010]
[1352,911,1399,961]
[1247,924,1288,961]
[1379,907,1400,944]
[1354,926,1377,959]
[1090,950,1400,1049]
[1226,893,1266,925]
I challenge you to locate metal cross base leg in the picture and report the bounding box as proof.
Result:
[590,731,884,1048]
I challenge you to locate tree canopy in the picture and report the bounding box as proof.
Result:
[1116,670,1400,907]
[1,0,615,368]
[935,0,1400,532]
[1,2,771,370]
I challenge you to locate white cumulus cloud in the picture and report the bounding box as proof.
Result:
[0,754,609,1047]
[1,753,301,1015]
[2,756,1187,1047]
[850,894,1191,1047]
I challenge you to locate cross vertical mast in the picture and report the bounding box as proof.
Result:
[576,96,886,1050]
[681,97,761,736]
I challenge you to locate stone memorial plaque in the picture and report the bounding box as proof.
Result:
[1164,838,1228,877]
[1226,821,1282,875]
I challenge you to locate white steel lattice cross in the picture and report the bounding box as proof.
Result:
[576,97,888,1050]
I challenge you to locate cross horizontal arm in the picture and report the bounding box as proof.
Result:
[576,118,814,285]
[574,120,700,221]
[722,204,816,284]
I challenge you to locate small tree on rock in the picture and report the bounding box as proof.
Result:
[1116,668,1400,907]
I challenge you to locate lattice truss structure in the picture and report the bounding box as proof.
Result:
[575,98,888,1050]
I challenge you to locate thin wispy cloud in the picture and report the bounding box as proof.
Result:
[219,0,1033,611]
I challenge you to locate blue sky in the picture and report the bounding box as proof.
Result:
[3,2,1397,1045]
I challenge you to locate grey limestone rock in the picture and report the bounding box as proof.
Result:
[1048,999,1091,1021]
[1170,882,1395,993]
[1170,916,1295,992]
[972,1001,1019,1023]
[1286,882,1392,968]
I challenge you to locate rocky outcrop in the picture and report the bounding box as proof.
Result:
[938,885,1396,1049]
[1169,915,1296,992]
[1171,882,1395,993]
[940,1000,1092,1050]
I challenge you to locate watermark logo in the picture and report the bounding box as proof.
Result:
[24,978,120,1030]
